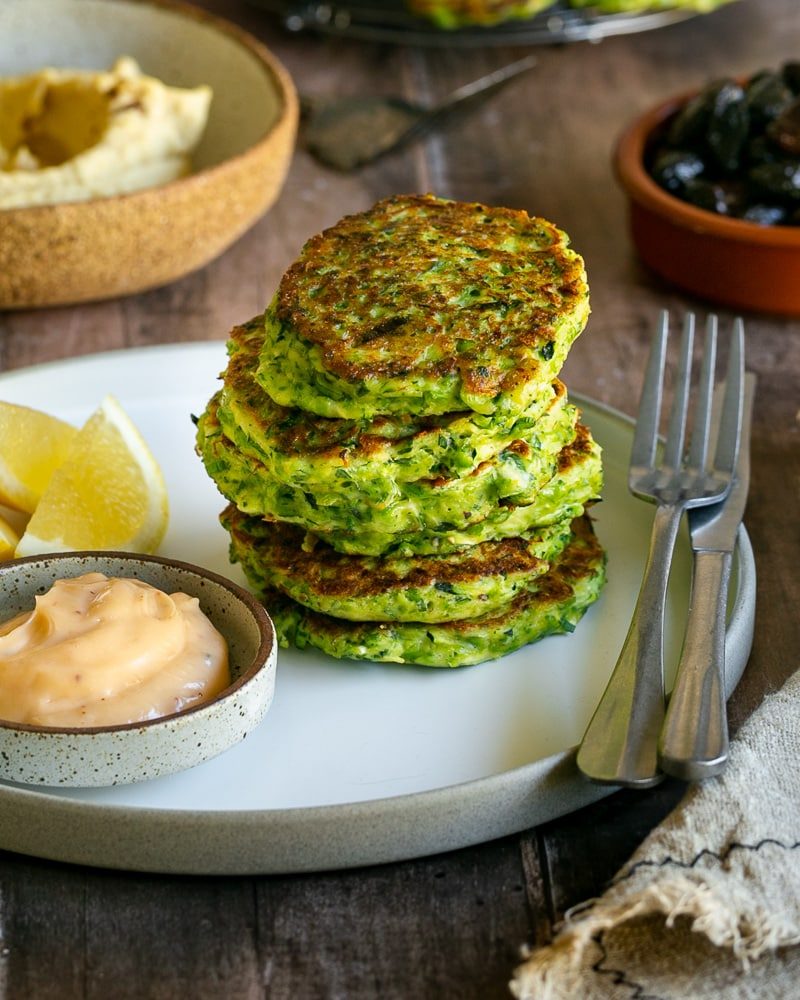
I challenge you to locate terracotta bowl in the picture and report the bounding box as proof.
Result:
[0,0,298,309]
[0,552,277,787]
[614,89,800,316]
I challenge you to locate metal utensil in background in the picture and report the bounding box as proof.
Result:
[302,54,537,170]
[658,373,756,781]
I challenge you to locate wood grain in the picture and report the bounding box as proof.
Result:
[0,0,798,995]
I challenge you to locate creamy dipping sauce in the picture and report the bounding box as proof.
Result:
[0,573,230,727]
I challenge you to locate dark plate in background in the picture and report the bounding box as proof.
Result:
[247,0,698,47]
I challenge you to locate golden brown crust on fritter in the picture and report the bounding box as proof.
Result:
[257,514,602,642]
[223,504,552,598]
[557,420,593,472]
[226,317,569,461]
[275,194,587,397]
[226,318,428,458]
[445,514,601,632]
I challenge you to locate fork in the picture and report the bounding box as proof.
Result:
[576,311,744,788]
[303,55,538,171]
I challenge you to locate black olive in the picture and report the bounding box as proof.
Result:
[745,134,784,166]
[766,97,800,156]
[745,72,794,128]
[667,82,718,149]
[682,178,732,215]
[648,65,800,225]
[747,68,774,89]
[749,161,800,202]
[740,203,787,225]
[706,81,749,173]
[651,149,705,194]
[721,180,749,217]
[782,61,800,95]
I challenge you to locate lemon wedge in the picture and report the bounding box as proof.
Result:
[15,395,169,557]
[0,400,78,513]
[0,511,21,560]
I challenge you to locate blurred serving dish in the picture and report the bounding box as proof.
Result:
[615,78,800,315]
[247,0,727,45]
[0,0,298,309]
[0,551,276,787]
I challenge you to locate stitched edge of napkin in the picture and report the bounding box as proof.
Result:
[509,864,800,1000]
[509,670,800,1000]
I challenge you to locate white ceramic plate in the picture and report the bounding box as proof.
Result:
[0,343,755,874]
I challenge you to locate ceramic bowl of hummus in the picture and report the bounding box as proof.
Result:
[0,551,277,787]
[0,0,298,309]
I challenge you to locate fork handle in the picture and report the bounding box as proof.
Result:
[576,503,682,788]
[658,549,732,780]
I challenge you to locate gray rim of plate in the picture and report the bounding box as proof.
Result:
[0,396,756,876]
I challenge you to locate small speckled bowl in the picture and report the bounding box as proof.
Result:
[0,0,298,309]
[0,552,277,787]
[614,89,800,316]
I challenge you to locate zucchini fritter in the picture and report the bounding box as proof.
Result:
[405,0,733,29]
[257,194,589,420]
[310,421,603,556]
[197,392,579,536]
[407,0,553,28]
[218,316,573,502]
[260,515,606,667]
[223,504,574,623]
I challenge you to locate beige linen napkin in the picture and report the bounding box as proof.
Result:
[511,669,800,1000]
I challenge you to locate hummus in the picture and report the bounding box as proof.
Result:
[0,57,212,209]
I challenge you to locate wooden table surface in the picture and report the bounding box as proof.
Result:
[1,0,799,995]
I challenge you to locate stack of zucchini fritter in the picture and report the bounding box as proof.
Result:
[196,194,606,667]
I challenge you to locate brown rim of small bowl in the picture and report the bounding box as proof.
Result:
[614,87,800,248]
[0,549,275,736]
[0,0,299,217]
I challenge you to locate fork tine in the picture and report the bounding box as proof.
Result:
[687,314,718,472]
[630,310,669,472]
[712,317,745,474]
[662,312,695,469]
